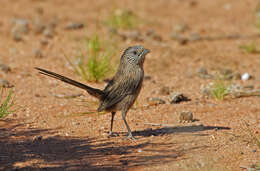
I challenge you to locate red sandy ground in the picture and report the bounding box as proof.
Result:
[0,0,259,170]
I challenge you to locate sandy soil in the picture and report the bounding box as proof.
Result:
[0,0,259,170]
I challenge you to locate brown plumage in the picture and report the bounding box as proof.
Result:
[35,45,150,140]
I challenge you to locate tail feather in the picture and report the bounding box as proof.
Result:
[35,67,104,99]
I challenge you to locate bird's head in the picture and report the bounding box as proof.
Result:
[121,45,150,66]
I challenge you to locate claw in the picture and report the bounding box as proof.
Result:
[108,131,119,138]
[123,133,137,141]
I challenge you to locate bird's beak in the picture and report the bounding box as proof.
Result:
[143,48,150,55]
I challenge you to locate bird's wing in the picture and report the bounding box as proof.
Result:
[98,76,142,112]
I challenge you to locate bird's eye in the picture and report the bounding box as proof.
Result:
[133,51,137,55]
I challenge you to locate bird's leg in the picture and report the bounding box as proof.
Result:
[108,112,116,136]
[121,110,136,140]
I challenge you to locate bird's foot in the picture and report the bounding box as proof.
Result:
[108,131,119,138]
[123,133,137,141]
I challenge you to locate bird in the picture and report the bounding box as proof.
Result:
[35,45,150,140]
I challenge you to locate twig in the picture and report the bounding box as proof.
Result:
[52,93,83,99]
[231,90,260,98]
[144,123,178,127]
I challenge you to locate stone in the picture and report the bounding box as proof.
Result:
[0,64,11,73]
[169,93,190,104]
[0,79,13,88]
[147,97,166,106]
[43,26,54,38]
[33,49,44,58]
[179,111,193,123]
[65,22,84,30]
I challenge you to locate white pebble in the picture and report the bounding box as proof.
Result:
[138,149,142,153]
[241,72,250,81]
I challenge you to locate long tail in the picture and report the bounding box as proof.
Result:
[35,67,104,99]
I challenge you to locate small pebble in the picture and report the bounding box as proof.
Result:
[0,79,13,88]
[189,0,198,7]
[33,135,43,142]
[197,67,208,75]
[11,18,29,34]
[35,93,41,97]
[35,6,44,15]
[241,72,251,81]
[43,26,54,38]
[65,22,84,30]
[200,85,211,97]
[33,49,43,58]
[72,122,80,126]
[179,111,193,123]
[147,97,166,106]
[137,149,142,153]
[11,30,23,41]
[220,69,241,80]
[10,19,29,41]
[197,67,213,79]
[243,85,254,90]
[0,64,11,73]
[169,93,190,104]
[11,113,17,117]
[33,18,46,34]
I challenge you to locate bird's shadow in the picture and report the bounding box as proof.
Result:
[1,119,230,170]
[132,125,231,137]
[0,119,193,170]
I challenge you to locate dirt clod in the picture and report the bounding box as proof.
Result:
[179,111,193,123]
[169,93,190,104]
[33,49,44,58]
[0,79,13,88]
[43,26,55,38]
[0,64,11,73]
[147,97,166,106]
[65,22,84,30]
